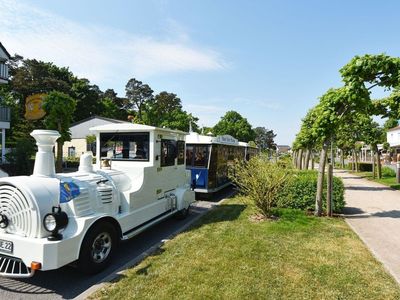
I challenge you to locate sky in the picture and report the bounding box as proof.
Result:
[1,0,399,145]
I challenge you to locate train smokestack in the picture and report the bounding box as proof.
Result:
[30,130,61,177]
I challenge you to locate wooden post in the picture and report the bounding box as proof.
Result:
[327,163,333,217]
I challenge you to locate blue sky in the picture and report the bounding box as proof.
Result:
[1,0,399,144]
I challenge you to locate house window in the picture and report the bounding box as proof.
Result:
[68,146,76,158]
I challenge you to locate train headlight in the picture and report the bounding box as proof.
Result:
[43,214,57,232]
[43,206,69,241]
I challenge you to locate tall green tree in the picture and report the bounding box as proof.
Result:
[213,111,255,142]
[42,91,76,172]
[125,78,154,122]
[143,91,199,131]
[254,127,276,151]
[71,79,103,121]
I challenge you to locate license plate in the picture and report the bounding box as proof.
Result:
[0,239,13,254]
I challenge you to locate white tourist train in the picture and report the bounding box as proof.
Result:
[0,123,195,277]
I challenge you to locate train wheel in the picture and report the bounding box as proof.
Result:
[77,222,118,274]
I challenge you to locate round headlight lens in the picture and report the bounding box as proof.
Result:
[44,214,57,232]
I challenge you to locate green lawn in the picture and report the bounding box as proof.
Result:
[91,198,400,300]
[354,172,400,190]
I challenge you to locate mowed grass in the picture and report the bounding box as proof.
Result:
[355,171,400,190]
[92,198,400,300]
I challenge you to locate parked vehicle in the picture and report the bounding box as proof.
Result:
[185,132,258,194]
[0,123,195,278]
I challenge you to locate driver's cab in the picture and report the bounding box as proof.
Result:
[90,123,190,214]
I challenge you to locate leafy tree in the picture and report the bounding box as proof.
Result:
[254,127,276,151]
[125,78,154,122]
[213,111,255,142]
[10,59,76,115]
[383,118,399,131]
[143,91,199,131]
[42,91,76,172]
[100,89,128,120]
[71,79,103,121]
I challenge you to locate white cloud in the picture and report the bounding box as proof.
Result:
[0,0,226,87]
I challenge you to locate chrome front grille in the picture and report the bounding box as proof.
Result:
[0,254,34,278]
[0,184,36,237]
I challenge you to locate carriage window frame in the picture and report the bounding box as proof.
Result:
[161,139,177,167]
[99,132,150,161]
[177,141,185,165]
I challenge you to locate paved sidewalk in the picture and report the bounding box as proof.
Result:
[335,170,400,284]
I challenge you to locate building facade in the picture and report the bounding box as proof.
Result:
[0,42,11,165]
[62,116,129,158]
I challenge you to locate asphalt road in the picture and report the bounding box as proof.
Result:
[0,188,233,300]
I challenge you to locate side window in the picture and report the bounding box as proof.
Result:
[177,141,185,165]
[194,145,209,168]
[100,132,149,161]
[161,139,177,167]
[186,145,194,167]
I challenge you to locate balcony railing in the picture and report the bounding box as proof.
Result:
[0,107,11,122]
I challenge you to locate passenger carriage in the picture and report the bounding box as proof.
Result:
[185,132,258,194]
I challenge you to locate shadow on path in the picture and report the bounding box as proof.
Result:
[346,186,393,192]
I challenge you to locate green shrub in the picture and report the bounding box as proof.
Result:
[278,170,345,213]
[229,155,292,217]
[347,162,372,172]
[382,166,396,178]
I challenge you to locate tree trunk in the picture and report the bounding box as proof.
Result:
[372,150,376,179]
[340,149,345,169]
[354,150,359,172]
[327,163,333,217]
[315,144,328,217]
[304,148,310,170]
[311,152,314,170]
[56,140,63,173]
[375,146,382,179]
[292,150,297,167]
[297,149,303,170]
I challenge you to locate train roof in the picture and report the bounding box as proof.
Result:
[186,132,245,146]
[90,123,187,135]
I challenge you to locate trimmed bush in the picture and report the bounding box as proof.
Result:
[278,170,345,213]
[382,166,396,178]
[229,155,292,217]
[347,162,373,172]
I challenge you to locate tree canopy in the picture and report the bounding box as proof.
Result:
[213,111,255,142]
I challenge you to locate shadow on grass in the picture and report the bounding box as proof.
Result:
[189,203,247,231]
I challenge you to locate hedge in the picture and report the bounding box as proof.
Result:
[347,162,373,172]
[278,170,345,213]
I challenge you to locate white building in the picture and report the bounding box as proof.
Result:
[387,125,400,149]
[62,116,129,158]
[0,42,11,165]
[0,42,10,84]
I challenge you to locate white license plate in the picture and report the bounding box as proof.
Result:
[0,239,13,254]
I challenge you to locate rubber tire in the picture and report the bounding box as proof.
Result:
[77,222,118,275]
[175,205,190,220]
